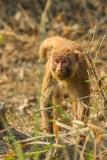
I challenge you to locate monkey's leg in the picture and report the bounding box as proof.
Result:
[41,97,53,133]
[52,93,63,133]
[81,96,90,120]
[71,99,89,121]
[76,82,90,121]
[71,100,76,120]
[40,73,55,134]
[77,100,85,120]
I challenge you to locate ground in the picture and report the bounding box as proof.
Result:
[0,0,107,159]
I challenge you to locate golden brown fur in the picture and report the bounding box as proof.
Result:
[39,36,90,133]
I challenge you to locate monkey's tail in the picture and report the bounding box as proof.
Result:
[39,38,55,61]
[39,42,47,61]
[39,36,64,61]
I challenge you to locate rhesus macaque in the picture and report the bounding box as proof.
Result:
[39,36,90,134]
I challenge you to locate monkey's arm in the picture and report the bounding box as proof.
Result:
[72,55,90,120]
[40,72,56,133]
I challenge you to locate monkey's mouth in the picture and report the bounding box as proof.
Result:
[57,75,65,80]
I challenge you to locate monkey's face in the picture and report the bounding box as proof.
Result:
[50,49,80,81]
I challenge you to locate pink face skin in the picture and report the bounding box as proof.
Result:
[54,58,69,73]
[53,57,70,80]
[50,51,80,80]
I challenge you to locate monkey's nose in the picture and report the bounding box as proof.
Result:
[58,69,62,72]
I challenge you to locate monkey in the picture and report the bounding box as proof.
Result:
[39,36,90,134]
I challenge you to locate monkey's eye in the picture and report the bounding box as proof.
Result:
[62,59,68,64]
[55,59,59,63]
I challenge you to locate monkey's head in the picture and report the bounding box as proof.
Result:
[49,43,82,81]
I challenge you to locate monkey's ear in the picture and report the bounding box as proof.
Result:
[74,51,80,63]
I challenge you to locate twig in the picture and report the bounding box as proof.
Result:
[81,0,92,27]
[87,55,106,100]
[40,0,52,41]
[18,3,30,20]
[86,21,107,105]
[0,30,27,43]
[80,133,90,160]
[94,133,103,160]
[87,19,98,53]
[94,29,107,67]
